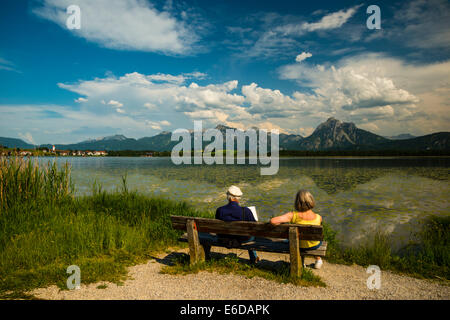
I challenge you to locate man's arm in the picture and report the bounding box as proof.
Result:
[244,207,256,222]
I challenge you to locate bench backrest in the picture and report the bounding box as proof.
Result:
[170,215,323,240]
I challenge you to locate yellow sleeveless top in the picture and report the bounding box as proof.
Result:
[291,212,322,248]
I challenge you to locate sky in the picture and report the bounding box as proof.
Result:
[0,0,449,145]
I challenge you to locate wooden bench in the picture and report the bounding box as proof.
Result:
[170,215,327,277]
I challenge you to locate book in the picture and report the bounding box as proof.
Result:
[248,206,258,221]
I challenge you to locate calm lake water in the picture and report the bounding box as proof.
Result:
[43,156,449,250]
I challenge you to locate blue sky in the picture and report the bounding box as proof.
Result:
[0,0,449,144]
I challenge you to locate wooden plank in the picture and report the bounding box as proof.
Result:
[180,233,290,253]
[301,249,327,256]
[289,227,302,278]
[186,219,205,265]
[302,242,328,257]
[179,233,327,256]
[170,215,323,240]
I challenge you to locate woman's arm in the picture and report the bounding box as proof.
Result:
[270,212,293,225]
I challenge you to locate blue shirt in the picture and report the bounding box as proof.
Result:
[215,201,255,222]
[215,201,256,243]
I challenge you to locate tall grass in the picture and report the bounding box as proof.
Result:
[323,218,449,280]
[0,157,73,211]
[0,156,211,297]
[393,216,449,279]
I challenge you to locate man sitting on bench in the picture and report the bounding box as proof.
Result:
[215,185,260,264]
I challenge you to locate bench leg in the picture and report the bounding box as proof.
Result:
[289,227,302,278]
[187,219,205,265]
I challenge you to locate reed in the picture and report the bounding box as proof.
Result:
[323,218,449,280]
[0,156,73,211]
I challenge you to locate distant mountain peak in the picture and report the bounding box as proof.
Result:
[314,117,347,133]
[102,134,128,141]
[325,117,339,123]
[304,118,382,150]
[78,134,129,145]
[215,124,234,131]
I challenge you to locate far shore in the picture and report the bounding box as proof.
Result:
[2,148,450,158]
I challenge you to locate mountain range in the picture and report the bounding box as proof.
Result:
[1,118,449,152]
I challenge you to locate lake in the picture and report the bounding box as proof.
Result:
[42,156,449,250]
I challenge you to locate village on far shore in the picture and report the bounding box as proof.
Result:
[0,144,109,157]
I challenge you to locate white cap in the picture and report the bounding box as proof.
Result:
[227,185,243,197]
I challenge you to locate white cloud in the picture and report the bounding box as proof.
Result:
[145,120,171,130]
[298,127,315,137]
[0,104,150,144]
[278,53,450,135]
[107,100,123,108]
[275,5,361,35]
[18,132,35,145]
[0,57,20,73]
[301,5,362,32]
[231,5,361,60]
[295,52,312,63]
[391,0,450,49]
[242,83,303,118]
[32,0,201,55]
[144,102,157,110]
[56,72,249,130]
[74,97,88,103]
[279,60,420,112]
[240,30,299,59]
[183,71,208,80]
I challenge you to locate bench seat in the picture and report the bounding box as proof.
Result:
[178,232,327,257]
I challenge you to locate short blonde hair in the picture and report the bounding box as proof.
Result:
[294,190,315,212]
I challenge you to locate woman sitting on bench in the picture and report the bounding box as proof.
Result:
[270,190,323,269]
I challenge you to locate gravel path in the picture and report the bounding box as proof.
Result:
[30,248,449,300]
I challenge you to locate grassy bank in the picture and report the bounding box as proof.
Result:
[323,218,449,281]
[0,157,212,298]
